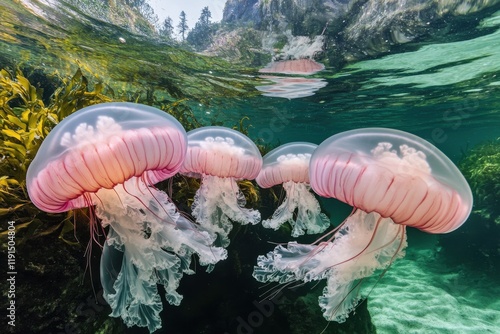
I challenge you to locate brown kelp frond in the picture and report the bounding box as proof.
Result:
[238,179,261,208]
[170,174,202,209]
[233,116,251,136]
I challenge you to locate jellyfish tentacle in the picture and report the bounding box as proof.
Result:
[101,229,166,333]
[317,211,407,322]
[192,175,261,246]
[292,182,330,236]
[262,181,330,237]
[254,241,330,285]
[98,178,226,329]
[261,180,295,231]
[254,211,407,322]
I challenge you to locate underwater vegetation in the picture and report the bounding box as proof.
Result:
[0,68,121,333]
[438,138,500,271]
[459,138,500,225]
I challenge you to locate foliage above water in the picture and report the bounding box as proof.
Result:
[459,138,500,225]
[0,0,264,106]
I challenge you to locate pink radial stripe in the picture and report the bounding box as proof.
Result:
[29,126,185,213]
[256,162,309,188]
[181,146,261,180]
[146,129,186,184]
[310,155,468,233]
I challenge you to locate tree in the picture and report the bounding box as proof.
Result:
[177,11,188,41]
[159,17,174,39]
[200,6,211,26]
[186,7,214,51]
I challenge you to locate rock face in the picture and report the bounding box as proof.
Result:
[224,0,353,35]
[223,0,261,24]
[221,0,500,67]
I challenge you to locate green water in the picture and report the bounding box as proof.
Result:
[1,1,500,334]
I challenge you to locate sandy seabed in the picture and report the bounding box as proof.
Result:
[367,245,500,334]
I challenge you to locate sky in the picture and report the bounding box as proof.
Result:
[147,1,227,33]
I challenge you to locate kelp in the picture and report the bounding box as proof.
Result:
[0,68,111,243]
[161,99,203,132]
[459,138,500,225]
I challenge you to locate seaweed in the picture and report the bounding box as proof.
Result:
[438,138,500,271]
[160,98,203,132]
[459,138,500,225]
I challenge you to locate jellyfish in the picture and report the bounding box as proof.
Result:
[256,142,330,237]
[254,128,473,323]
[26,102,227,332]
[257,59,326,98]
[256,76,328,99]
[259,59,325,75]
[180,126,263,246]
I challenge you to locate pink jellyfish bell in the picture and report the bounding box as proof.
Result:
[180,126,263,246]
[256,142,330,237]
[254,128,473,323]
[26,102,226,333]
[259,59,325,75]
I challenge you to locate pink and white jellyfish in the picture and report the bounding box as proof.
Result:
[256,142,330,237]
[26,102,227,332]
[259,59,325,75]
[257,60,326,98]
[180,126,263,246]
[256,76,328,99]
[254,128,473,323]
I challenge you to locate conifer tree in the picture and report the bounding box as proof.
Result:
[177,11,188,41]
[187,7,214,51]
[160,17,174,39]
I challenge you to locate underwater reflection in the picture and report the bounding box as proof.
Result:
[259,59,325,75]
[257,75,328,99]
